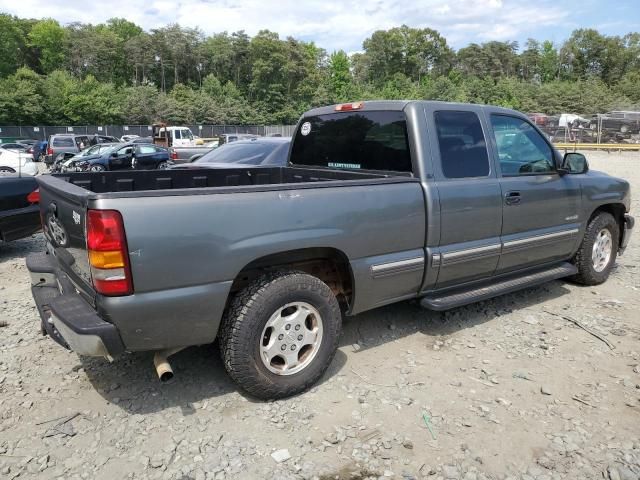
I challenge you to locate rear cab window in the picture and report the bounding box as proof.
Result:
[289,110,412,173]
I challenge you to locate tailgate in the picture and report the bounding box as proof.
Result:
[37,175,95,302]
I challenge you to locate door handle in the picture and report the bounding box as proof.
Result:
[505,191,521,205]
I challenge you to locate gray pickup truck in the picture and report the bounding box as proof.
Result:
[27,101,633,399]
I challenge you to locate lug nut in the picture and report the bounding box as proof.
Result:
[278,334,284,340]
[298,335,303,341]
[291,345,297,351]
[285,324,291,330]
[281,344,286,351]
[295,324,300,331]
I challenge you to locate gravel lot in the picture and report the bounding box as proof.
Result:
[1,152,639,480]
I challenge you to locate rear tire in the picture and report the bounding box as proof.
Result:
[219,271,342,399]
[572,212,619,285]
[157,161,169,170]
[0,167,16,175]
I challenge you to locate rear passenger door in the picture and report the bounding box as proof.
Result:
[488,113,581,273]
[426,106,503,289]
[134,145,161,169]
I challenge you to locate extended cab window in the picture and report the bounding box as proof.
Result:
[289,111,412,172]
[434,111,490,179]
[490,115,554,176]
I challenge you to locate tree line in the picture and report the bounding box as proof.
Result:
[0,15,639,126]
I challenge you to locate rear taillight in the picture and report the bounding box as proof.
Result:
[27,147,34,154]
[47,147,53,156]
[86,209,133,296]
[170,149,178,160]
[27,189,40,204]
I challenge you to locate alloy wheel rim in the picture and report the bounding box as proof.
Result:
[592,228,612,273]
[259,301,323,376]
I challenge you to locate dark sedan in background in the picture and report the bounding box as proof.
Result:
[0,176,40,244]
[173,137,291,170]
[75,143,172,171]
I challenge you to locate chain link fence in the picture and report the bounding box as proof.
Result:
[0,124,297,141]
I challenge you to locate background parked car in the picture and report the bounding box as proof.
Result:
[32,140,47,161]
[174,137,291,168]
[0,149,38,176]
[0,175,40,244]
[94,134,121,143]
[0,142,34,159]
[131,137,153,144]
[120,134,140,142]
[169,140,220,163]
[56,142,123,172]
[45,134,92,165]
[75,143,171,171]
[590,111,640,133]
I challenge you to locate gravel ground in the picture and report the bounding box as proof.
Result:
[1,152,639,480]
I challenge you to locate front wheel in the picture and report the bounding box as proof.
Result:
[0,167,16,175]
[90,164,105,172]
[219,271,342,399]
[572,212,619,285]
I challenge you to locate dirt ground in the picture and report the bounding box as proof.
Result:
[1,152,639,480]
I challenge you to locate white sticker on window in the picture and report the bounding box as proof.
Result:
[301,122,311,136]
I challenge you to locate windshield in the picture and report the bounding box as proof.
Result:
[195,142,282,165]
[289,110,412,172]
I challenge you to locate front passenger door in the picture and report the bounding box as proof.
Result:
[489,114,581,273]
[111,146,134,170]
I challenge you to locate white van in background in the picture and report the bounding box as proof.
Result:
[158,126,197,147]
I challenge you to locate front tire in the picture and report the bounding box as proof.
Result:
[572,212,619,285]
[219,271,342,399]
[90,164,106,172]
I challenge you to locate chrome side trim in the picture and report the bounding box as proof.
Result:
[441,244,501,266]
[502,228,579,252]
[371,256,424,278]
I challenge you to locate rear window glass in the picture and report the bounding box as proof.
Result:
[290,111,412,172]
[434,111,490,179]
[52,137,75,147]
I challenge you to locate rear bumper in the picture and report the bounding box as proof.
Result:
[26,252,125,358]
[0,205,40,242]
[620,214,634,253]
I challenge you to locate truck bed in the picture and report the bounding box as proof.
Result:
[53,166,405,197]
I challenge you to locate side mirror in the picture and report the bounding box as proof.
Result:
[125,148,134,156]
[111,152,118,157]
[560,152,589,175]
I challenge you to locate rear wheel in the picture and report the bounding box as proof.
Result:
[219,271,342,399]
[0,167,16,175]
[157,161,170,170]
[572,212,619,285]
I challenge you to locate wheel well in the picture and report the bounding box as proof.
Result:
[229,248,354,310]
[590,203,625,243]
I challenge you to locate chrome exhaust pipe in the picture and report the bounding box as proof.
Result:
[153,347,185,382]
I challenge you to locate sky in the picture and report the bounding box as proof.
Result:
[1,0,639,53]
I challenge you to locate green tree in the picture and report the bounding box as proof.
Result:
[0,68,44,124]
[362,25,453,84]
[327,50,352,101]
[0,14,28,77]
[28,19,67,74]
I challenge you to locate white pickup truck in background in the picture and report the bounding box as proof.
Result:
[158,126,197,147]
